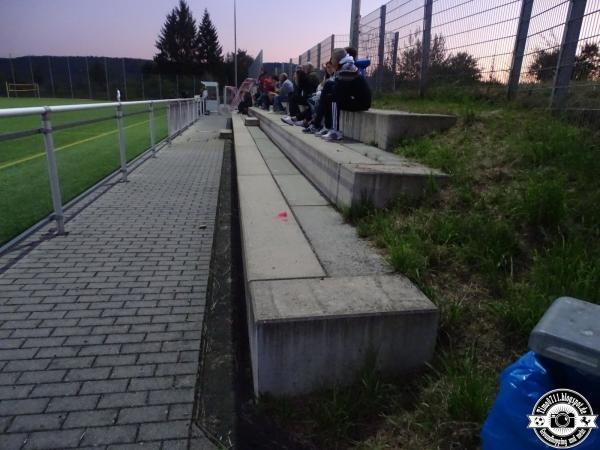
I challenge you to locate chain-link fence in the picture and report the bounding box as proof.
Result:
[294,0,600,113]
[0,55,208,101]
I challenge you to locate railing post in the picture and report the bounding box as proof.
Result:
[167,103,172,144]
[507,0,534,100]
[392,31,399,91]
[41,110,65,235]
[376,4,387,92]
[550,0,588,112]
[420,0,434,97]
[149,102,157,157]
[116,104,128,181]
[178,101,183,132]
[331,34,335,55]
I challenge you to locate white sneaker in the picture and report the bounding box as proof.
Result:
[316,128,330,137]
[281,116,294,125]
[294,120,305,126]
[323,130,343,141]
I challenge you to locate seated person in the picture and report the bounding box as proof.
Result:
[302,61,335,133]
[259,74,276,109]
[322,48,371,141]
[282,66,320,125]
[237,90,253,115]
[255,67,268,103]
[271,73,294,112]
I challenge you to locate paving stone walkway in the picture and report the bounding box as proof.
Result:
[0,116,226,449]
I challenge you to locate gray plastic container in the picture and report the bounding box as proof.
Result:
[529,296,600,377]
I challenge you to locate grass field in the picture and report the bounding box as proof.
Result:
[258,88,600,449]
[0,97,169,245]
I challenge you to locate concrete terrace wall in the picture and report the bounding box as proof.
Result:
[232,114,439,395]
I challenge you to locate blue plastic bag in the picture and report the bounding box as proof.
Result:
[482,352,599,449]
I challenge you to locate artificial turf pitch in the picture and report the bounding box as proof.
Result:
[0,97,169,245]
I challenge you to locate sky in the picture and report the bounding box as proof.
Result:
[0,0,385,62]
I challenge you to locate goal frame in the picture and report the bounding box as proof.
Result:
[6,82,41,98]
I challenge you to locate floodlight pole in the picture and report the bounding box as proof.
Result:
[234,0,238,87]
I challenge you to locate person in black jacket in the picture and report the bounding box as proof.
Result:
[321,48,371,141]
[282,64,320,126]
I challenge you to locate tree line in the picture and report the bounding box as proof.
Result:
[380,31,600,85]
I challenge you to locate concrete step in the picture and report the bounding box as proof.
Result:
[231,114,438,395]
[244,116,260,126]
[249,275,437,395]
[340,108,457,150]
[249,107,448,209]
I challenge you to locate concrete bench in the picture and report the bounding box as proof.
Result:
[232,114,438,395]
[249,107,448,209]
[340,108,457,151]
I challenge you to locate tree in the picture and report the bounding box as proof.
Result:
[154,0,199,74]
[528,49,558,82]
[197,9,223,78]
[528,43,600,82]
[574,43,600,81]
[223,50,254,86]
[397,32,447,81]
[441,52,481,83]
[397,32,480,83]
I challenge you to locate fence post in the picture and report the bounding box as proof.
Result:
[391,31,399,91]
[317,43,322,68]
[122,58,128,100]
[8,54,16,85]
[350,0,361,51]
[507,0,534,100]
[149,102,156,157]
[48,56,56,98]
[420,0,433,97]
[104,57,110,100]
[550,0,588,112]
[116,104,128,181]
[331,34,335,54]
[67,57,74,99]
[29,56,35,87]
[376,4,387,92]
[85,57,93,99]
[41,110,65,235]
[307,49,311,64]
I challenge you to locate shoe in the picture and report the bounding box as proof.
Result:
[322,130,343,141]
[302,124,321,134]
[281,116,294,125]
[294,120,305,126]
[316,128,330,137]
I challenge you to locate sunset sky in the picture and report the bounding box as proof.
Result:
[0,0,386,62]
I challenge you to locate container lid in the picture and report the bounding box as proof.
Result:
[529,297,600,377]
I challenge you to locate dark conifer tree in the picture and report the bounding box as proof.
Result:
[154,0,199,74]
[197,9,223,75]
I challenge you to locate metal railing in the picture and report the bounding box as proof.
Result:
[0,98,201,240]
